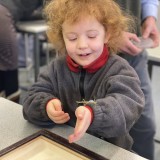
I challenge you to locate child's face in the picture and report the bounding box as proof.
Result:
[62,16,109,66]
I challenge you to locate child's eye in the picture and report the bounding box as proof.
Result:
[88,34,97,39]
[88,36,96,39]
[66,33,77,41]
[87,31,98,39]
[69,38,77,41]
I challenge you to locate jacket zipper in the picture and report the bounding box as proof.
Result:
[79,68,86,100]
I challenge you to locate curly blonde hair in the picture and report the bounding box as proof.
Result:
[44,0,134,54]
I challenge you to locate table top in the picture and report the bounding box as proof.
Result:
[16,20,48,33]
[0,97,147,160]
[147,46,160,62]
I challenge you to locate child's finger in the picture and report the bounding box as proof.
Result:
[55,118,69,124]
[68,130,84,143]
[50,110,64,117]
[51,100,63,111]
[53,113,69,121]
[48,112,70,124]
[68,134,80,143]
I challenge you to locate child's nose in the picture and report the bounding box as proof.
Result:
[77,37,88,49]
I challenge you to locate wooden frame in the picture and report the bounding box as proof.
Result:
[0,129,108,160]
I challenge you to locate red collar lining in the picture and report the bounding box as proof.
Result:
[66,47,109,73]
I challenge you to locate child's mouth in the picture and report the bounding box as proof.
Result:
[79,53,91,57]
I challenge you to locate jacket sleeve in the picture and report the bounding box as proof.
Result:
[88,57,145,138]
[22,64,57,126]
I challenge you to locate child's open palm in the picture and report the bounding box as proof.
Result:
[68,106,92,143]
[46,99,70,124]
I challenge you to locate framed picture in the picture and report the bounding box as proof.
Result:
[0,129,108,160]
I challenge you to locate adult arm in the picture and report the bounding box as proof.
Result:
[141,0,159,48]
[118,0,159,55]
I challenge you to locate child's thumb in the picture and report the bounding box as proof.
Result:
[52,99,62,111]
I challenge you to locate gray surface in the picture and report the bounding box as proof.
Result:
[0,97,147,160]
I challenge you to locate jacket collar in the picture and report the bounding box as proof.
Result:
[66,46,109,73]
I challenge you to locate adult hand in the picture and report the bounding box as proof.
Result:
[46,99,70,124]
[141,16,159,48]
[68,106,92,143]
[118,32,143,56]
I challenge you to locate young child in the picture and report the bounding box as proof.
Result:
[23,0,144,151]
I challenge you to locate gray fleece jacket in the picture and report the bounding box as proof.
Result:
[23,54,144,150]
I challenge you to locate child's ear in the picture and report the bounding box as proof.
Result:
[104,32,110,44]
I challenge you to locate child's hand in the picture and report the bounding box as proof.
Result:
[68,106,92,143]
[46,99,70,124]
